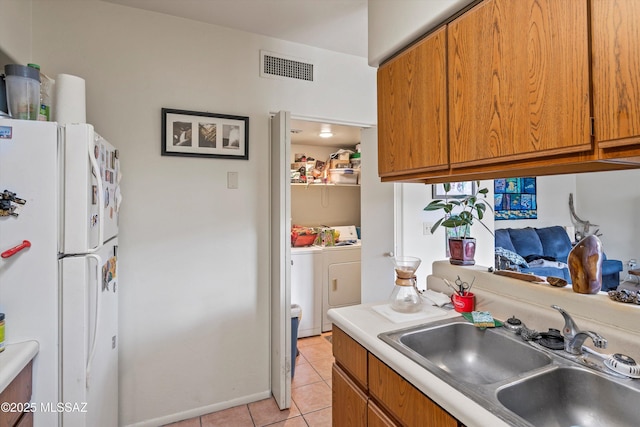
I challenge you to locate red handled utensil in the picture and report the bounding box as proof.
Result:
[1,240,31,258]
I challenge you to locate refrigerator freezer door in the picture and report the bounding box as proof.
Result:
[0,119,60,427]
[60,124,120,255]
[60,238,118,427]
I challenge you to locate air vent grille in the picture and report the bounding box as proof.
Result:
[260,51,314,82]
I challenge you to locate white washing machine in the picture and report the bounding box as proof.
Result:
[291,246,323,338]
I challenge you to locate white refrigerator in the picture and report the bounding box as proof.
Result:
[0,119,120,427]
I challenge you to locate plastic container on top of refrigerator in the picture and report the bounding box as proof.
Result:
[4,64,40,120]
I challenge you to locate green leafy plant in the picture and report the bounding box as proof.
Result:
[424,181,494,238]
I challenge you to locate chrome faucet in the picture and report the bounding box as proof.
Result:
[551,305,608,355]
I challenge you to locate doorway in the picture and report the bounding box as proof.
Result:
[270,112,395,410]
[290,118,363,337]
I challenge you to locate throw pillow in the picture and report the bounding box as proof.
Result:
[495,247,529,268]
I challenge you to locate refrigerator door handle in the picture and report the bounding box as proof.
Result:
[85,253,103,388]
[87,140,104,253]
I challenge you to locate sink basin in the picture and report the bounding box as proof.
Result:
[497,367,640,427]
[380,321,552,385]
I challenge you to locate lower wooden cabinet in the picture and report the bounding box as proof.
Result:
[0,360,34,427]
[332,326,461,427]
[368,354,458,427]
[368,400,399,427]
[14,411,33,427]
[333,364,367,427]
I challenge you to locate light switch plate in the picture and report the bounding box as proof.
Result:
[227,172,238,189]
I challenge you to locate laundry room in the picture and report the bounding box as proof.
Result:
[289,119,362,339]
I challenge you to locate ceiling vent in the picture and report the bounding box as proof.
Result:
[260,50,314,82]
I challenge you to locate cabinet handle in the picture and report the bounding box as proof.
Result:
[333,279,338,291]
[385,252,394,257]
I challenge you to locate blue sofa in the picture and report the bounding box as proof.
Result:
[495,226,623,291]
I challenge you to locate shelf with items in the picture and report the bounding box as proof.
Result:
[291,182,360,187]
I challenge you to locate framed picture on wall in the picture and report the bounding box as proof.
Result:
[494,177,537,220]
[161,108,249,160]
[432,181,475,199]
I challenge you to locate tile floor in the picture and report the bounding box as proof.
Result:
[165,333,334,427]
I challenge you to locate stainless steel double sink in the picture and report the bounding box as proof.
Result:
[379,318,640,427]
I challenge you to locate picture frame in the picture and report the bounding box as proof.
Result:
[161,108,249,160]
[494,177,537,220]
[432,181,475,199]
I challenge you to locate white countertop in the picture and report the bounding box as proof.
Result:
[328,303,512,427]
[0,340,39,392]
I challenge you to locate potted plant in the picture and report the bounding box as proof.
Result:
[424,181,494,265]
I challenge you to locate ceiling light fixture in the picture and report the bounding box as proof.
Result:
[319,131,333,138]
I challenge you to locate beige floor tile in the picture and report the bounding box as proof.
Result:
[262,416,308,427]
[201,405,253,427]
[298,341,332,362]
[303,407,332,427]
[163,417,201,427]
[297,335,326,348]
[291,381,332,414]
[324,378,332,389]
[309,357,334,381]
[249,397,301,427]
[295,354,309,366]
[292,362,323,389]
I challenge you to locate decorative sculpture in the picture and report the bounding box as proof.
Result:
[568,235,603,294]
[568,193,601,240]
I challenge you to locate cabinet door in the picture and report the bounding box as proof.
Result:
[378,26,448,177]
[591,0,640,149]
[332,364,367,427]
[15,412,34,427]
[369,355,458,427]
[0,361,33,427]
[448,0,591,167]
[368,400,399,427]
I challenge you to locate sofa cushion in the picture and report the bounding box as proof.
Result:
[535,226,573,263]
[495,229,517,253]
[507,227,544,258]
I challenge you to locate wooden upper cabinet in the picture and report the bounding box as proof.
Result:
[377,26,448,177]
[591,0,640,148]
[447,0,592,167]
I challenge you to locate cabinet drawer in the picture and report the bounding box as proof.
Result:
[368,354,457,427]
[332,326,368,389]
[0,360,33,427]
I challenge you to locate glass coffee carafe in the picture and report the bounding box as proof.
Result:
[389,256,422,313]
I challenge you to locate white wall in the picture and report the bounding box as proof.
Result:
[576,169,640,276]
[291,186,361,227]
[0,0,32,64]
[368,0,475,66]
[22,1,376,425]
